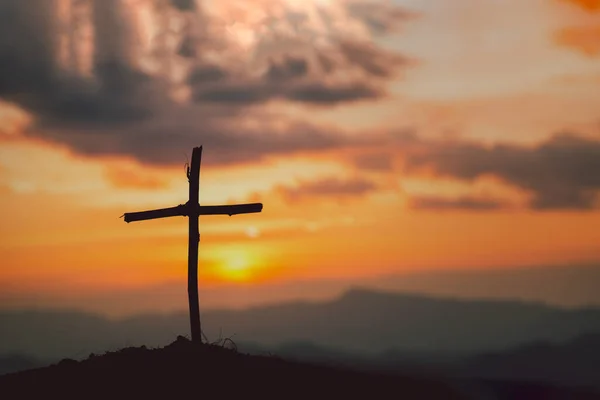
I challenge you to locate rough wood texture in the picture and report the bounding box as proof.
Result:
[187,146,202,343]
[124,203,262,222]
[123,205,186,223]
[196,203,263,216]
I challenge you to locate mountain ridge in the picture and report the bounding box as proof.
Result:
[2,288,600,361]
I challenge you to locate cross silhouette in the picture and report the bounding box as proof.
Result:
[122,146,263,342]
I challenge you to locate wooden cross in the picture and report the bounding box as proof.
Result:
[122,146,263,343]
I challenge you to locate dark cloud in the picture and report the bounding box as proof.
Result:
[177,35,198,58]
[353,152,394,171]
[192,83,272,104]
[410,196,508,211]
[91,0,132,65]
[339,40,409,78]
[315,53,336,74]
[0,0,161,129]
[277,177,379,202]
[188,64,229,84]
[345,0,415,35]
[189,53,390,106]
[170,0,196,11]
[183,6,411,107]
[41,63,158,127]
[0,0,61,102]
[405,133,600,210]
[0,0,412,166]
[286,82,381,104]
[37,112,360,167]
[191,58,310,104]
[266,56,309,82]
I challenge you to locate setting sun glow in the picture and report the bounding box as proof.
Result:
[216,249,256,282]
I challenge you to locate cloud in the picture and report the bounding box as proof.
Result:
[555,25,600,56]
[409,196,508,211]
[404,133,600,210]
[0,0,162,128]
[169,0,196,12]
[554,0,600,56]
[0,0,411,166]
[338,40,409,78]
[285,81,382,104]
[189,61,384,105]
[104,166,170,190]
[353,152,394,171]
[37,112,363,166]
[559,0,600,12]
[188,40,408,106]
[344,0,416,35]
[266,56,310,81]
[276,176,380,202]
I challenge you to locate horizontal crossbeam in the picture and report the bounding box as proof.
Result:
[197,203,263,216]
[123,203,263,223]
[123,204,187,223]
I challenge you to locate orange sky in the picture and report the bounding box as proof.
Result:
[1,0,599,315]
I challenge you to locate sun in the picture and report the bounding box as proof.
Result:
[217,249,255,282]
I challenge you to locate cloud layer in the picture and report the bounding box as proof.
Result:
[409,196,507,211]
[405,134,600,210]
[2,0,599,212]
[555,0,600,56]
[0,0,411,166]
[276,176,380,202]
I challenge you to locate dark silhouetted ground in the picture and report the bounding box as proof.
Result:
[1,336,600,400]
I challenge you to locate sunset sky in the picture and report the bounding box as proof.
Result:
[1,0,599,316]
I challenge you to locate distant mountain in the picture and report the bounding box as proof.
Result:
[459,332,600,390]
[201,288,600,354]
[0,354,45,376]
[237,332,600,391]
[2,288,600,361]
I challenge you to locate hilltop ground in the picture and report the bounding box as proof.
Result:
[1,336,599,400]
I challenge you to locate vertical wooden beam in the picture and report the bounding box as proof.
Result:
[187,146,202,343]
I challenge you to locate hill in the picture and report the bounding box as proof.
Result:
[0,336,467,400]
[0,354,42,376]
[2,336,600,400]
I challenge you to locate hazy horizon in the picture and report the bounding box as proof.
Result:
[2,263,599,317]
